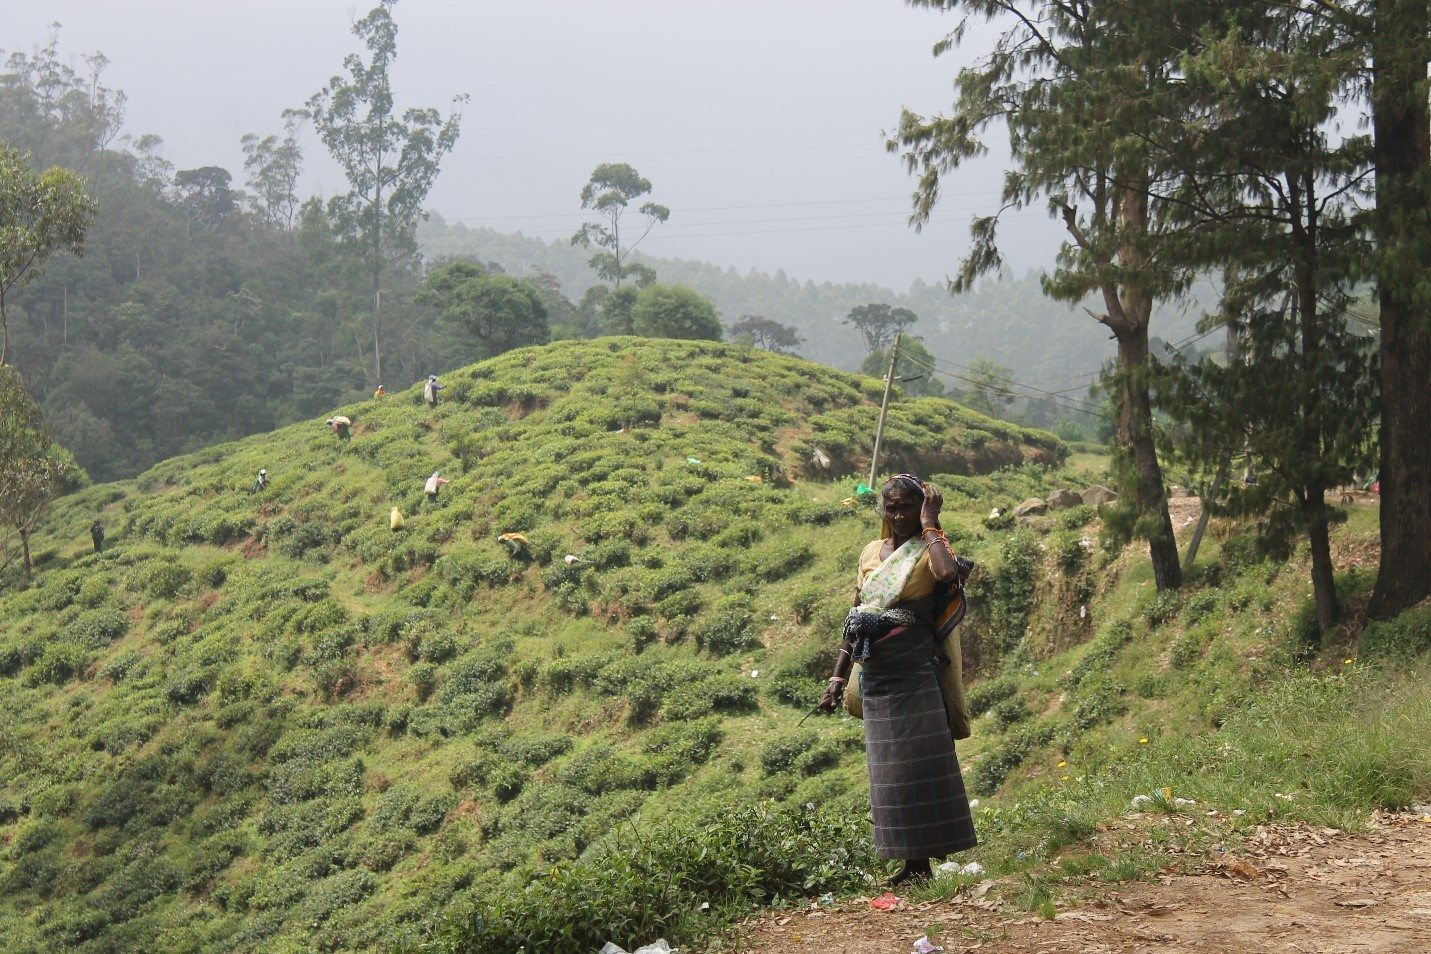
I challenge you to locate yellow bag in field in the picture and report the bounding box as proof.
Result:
[389,507,405,530]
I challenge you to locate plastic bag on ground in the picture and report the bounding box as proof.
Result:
[389,507,405,530]
[913,937,945,953]
[869,891,900,910]
[600,941,674,954]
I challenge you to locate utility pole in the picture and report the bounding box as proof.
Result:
[868,332,903,488]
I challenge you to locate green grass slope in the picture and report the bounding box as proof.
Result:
[0,338,1064,952]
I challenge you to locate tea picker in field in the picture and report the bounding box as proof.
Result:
[90,520,104,554]
[423,375,443,409]
[251,469,268,493]
[819,474,977,886]
[373,384,386,400]
[326,416,352,441]
[423,470,450,504]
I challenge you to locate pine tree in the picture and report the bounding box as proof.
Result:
[891,0,1200,590]
[1152,3,1378,635]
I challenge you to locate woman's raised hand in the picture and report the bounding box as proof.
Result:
[920,483,943,529]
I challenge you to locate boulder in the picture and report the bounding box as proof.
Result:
[1081,484,1118,506]
[1048,488,1083,510]
[1013,497,1048,517]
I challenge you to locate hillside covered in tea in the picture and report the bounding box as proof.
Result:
[0,338,1064,951]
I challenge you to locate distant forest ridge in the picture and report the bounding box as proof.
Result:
[418,217,1207,388]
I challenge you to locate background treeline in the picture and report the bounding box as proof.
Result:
[419,219,1205,387]
[0,35,480,483]
[0,30,1192,484]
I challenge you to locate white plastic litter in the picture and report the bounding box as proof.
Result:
[563,554,582,565]
[968,798,980,809]
[1130,794,1155,810]
[749,670,759,678]
[600,942,674,954]
[1173,798,1197,809]
[936,860,985,877]
[912,937,944,953]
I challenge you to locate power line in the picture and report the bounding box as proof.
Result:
[434,190,1007,226]
[436,209,1050,243]
[450,141,876,162]
[898,351,1111,420]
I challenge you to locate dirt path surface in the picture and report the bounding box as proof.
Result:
[735,812,1431,953]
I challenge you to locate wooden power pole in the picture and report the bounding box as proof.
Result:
[868,332,903,488]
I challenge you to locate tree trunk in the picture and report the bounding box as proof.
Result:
[1292,177,1340,635]
[1368,0,1431,619]
[1306,493,1339,637]
[0,296,9,366]
[1116,330,1183,591]
[19,526,31,578]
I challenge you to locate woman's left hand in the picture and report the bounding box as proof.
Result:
[920,483,943,529]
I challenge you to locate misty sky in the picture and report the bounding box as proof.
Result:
[6,1,1064,289]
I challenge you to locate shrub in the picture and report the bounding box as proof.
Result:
[1181,591,1220,625]
[371,786,457,835]
[1064,619,1133,688]
[25,643,88,686]
[420,802,876,954]
[57,608,128,648]
[165,666,212,704]
[410,663,440,701]
[1360,605,1431,661]
[694,597,759,656]
[989,696,1032,728]
[966,674,1017,716]
[145,561,193,599]
[625,617,658,654]
[760,731,816,776]
[790,585,825,624]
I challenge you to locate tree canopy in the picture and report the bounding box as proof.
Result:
[0,142,96,365]
[418,263,550,359]
[571,163,669,290]
[631,284,722,341]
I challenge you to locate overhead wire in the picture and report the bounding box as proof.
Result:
[896,350,1112,420]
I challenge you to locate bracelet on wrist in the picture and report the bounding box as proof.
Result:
[828,676,846,685]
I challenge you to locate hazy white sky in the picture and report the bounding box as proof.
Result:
[5,0,1063,288]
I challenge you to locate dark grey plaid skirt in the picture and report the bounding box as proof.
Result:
[861,667,977,859]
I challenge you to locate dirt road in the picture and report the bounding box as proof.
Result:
[736,811,1431,953]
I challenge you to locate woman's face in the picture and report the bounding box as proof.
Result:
[882,488,922,539]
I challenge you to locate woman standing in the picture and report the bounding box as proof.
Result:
[820,474,977,885]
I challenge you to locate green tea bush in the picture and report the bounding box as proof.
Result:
[57,608,128,648]
[417,802,876,954]
[412,629,459,664]
[372,786,457,835]
[741,540,812,582]
[970,721,1056,796]
[694,597,758,655]
[680,544,738,582]
[966,674,1018,716]
[1181,591,1220,625]
[410,663,440,701]
[1064,619,1134,688]
[1169,629,1209,670]
[76,576,111,608]
[165,666,212,704]
[24,643,88,686]
[989,696,1032,728]
[660,674,757,720]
